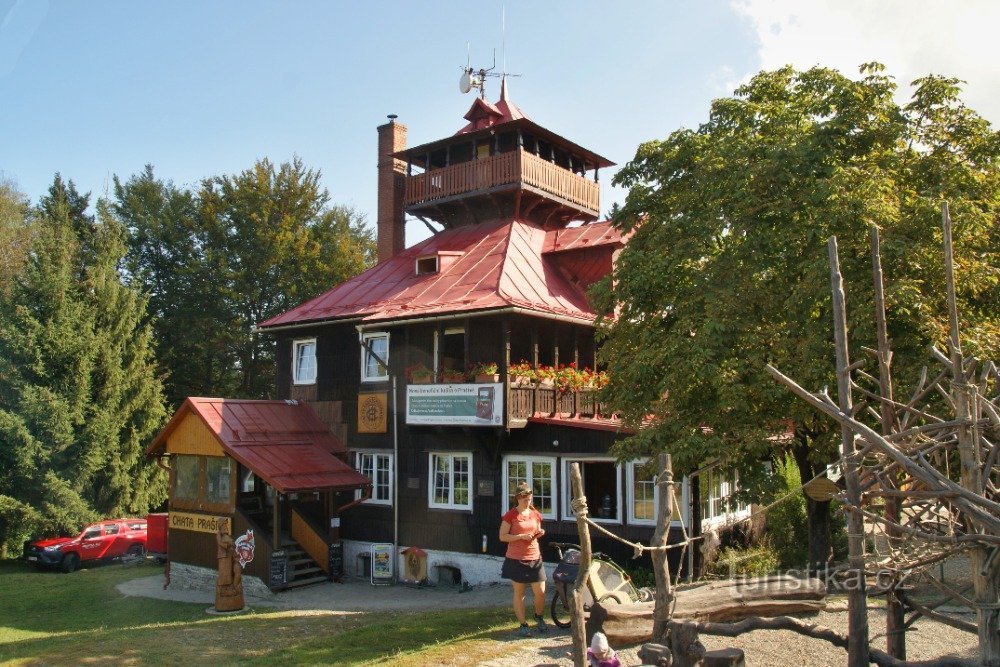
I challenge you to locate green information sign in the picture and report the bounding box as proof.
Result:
[406,383,503,426]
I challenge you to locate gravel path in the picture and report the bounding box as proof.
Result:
[475,604,979,667]
[119,566,980,666]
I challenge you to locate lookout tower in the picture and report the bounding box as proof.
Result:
[379,76,614,253]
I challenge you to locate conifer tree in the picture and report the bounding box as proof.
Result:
[0,180,167,556]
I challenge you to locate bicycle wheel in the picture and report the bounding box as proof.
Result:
[550,587,572,628]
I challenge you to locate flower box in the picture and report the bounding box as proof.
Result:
[475,373,500,384]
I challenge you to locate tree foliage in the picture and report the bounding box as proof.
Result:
[0,179,34,296]
[597,64,1000,565]
[113,158,375,404]
[0,179,168,556]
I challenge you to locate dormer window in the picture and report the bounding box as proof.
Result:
[416,251,464,276]
[416,255,438,275]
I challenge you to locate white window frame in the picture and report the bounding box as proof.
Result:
[360,332,389,383]
[502,455,557,520]
[428,452,473,511]
[561,457,622,524]
[698,465,749,529]
[353,450,393,506]
[626,459,658,526]
[292,338,317,385]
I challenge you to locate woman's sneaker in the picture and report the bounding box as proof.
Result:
[517,623,531,637]
[534,613,549,633]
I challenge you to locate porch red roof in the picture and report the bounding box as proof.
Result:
[146,398,370,494]
[258,219,626,330]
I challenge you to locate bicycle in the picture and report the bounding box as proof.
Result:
[548,542,653,628]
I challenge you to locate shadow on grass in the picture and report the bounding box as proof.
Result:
[0,559,519,666]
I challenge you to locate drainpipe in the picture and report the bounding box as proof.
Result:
[337,485,373,513]
[392,372,399,582]
[357,333,400,582]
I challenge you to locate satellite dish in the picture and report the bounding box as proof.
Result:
[459,70,473,94]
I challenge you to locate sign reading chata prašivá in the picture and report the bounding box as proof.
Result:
[169,511,230,534]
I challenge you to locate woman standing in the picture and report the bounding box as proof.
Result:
[499,482,548,636]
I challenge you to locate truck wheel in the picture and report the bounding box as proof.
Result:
[61,553,79,573]
[127,544,145,559]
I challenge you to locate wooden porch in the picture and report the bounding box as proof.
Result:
[404,149,601,222]
[507,383,617,428]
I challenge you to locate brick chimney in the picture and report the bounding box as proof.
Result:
[376,116,407,264]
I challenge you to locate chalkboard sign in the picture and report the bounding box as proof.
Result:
[327,542,344,580]
[269,550,288,590]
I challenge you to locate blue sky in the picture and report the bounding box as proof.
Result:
[3,1,998,247]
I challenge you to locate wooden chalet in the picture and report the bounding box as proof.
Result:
[149,79,748,593]
[254,79,747,587]
[145,398,371,590]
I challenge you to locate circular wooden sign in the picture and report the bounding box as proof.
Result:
[803,477,840,502]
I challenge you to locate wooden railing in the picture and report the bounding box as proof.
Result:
[291,507,329,574]
[508,384,612,423]
[405,149,600,213]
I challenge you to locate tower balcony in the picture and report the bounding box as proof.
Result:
[404,149,601,227]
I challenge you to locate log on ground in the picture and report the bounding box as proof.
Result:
[592,575,827,645]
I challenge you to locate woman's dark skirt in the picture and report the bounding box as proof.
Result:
[501,557,545,583]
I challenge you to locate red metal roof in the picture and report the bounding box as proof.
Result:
[146,398,370,494]
[258,218,626,330]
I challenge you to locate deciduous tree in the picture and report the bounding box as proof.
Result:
[115,158,375,403]
[598,64,1000,568]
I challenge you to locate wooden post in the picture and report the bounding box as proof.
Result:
[272,491,280,548]
[669,621,706,667]
[651,453,675,642]
[942,204,1000,666]
[569,463,592,667]
[870,225,906,659]
[828,236,870,667]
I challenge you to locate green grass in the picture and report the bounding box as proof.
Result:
[0,560,516,666]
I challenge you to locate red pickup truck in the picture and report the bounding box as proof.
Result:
[24,518,148,573]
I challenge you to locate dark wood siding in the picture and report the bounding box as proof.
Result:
[273,314,659,568]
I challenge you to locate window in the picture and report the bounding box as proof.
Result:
[171,454,233,511]
[354,451,393,505]
[292,338,317,385]
[429,452,472,510]
[698,466,748,527]
[83,526,101,540]
[416,256,438,275]
[205,457,232,505]
[503,456,556,519]
[434,327,465,376]
[626,459,683,526]
[174,455,200,501]
[103,523,120,535]
[562,458,622,523]
[361,332,389,382]
[627,460,658,526]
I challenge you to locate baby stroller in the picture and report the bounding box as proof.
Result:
[549,542,653,628]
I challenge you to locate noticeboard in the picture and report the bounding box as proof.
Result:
[406,383,503,426]
[269,550,288,590]
[371,543,393,586]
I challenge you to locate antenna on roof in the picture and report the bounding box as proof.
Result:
[459,48,519,98]
[501,5,506,75]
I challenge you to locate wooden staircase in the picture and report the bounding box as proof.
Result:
[281,539,328,589]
